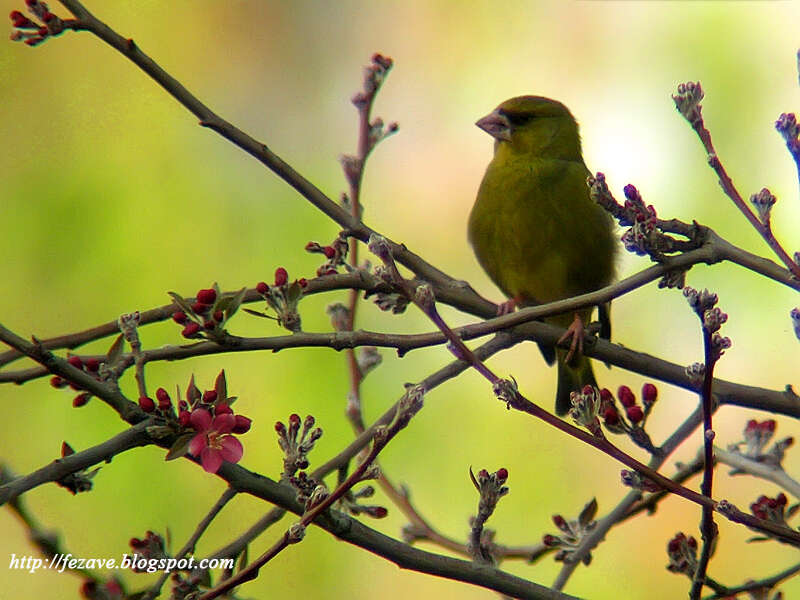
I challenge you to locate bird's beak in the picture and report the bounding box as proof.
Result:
[476,110,511,142]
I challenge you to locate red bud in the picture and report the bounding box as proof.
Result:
[197,288,217,304]
[274,267,288,287]
[139,396,156,412]
[626,405,644,424]
[182,322,201,338]
[641,383,657,405]
[618,385,635,408]
[72,392,91,408]
[191,301,211,315]
[233,415,252,434]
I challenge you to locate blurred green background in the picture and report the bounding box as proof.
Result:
[2,1,800,598]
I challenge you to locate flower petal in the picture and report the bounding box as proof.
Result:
[190,408,212,432]
[211,413,235,435]
[218,435,243,464]
[188,433,206,457]
[200,448,223,474]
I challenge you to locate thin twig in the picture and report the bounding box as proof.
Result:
[690,322,720,598]
[142,487,237,600]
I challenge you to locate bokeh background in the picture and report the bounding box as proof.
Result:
[2,1,800,598]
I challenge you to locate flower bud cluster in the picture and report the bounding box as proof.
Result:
[255,268,307,332]
[588,174,683,278]
[338,482,389,520]
[750,188,777,227]
[492,377,519,407]
[665,532,698,577]
[50,355,104,408]
[468,467,509,564]
[542,499,598,566]
[306,234,349,276]
[470,467,509,517]
[619,185,659,258]
[729,419,794,472]
[276,414,323,479]
[141,371,251,474]
[595,383,661,453]
[10,1,66,47]
[569,385,603,436]
[749,493,797,541]
[684,286,731,362]
[170,284,246,340]
[776,112,800,154]
[79,578,124,600]
[128,531,168,571]
[672,81,704,127]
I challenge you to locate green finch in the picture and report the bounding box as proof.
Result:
[468,96,617,415]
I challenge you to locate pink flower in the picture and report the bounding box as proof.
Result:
[188,408,244,473]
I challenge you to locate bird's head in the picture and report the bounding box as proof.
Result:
[476,96,582,161]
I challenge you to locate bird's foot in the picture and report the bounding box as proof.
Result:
[558,313,586,366]
[496,295,522,316]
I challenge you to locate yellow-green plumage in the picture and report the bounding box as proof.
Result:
[468,96,616,415]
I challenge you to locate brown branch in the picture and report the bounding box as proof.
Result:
[0,421,152,505]
[674,81,800,279]
[214,460,579,600]
[142,487,237,600]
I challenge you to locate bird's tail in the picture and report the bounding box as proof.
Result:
[555,349,597,416]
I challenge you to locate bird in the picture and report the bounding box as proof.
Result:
[467,96,617,415]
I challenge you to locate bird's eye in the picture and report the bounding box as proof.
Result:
[501,111,534,127]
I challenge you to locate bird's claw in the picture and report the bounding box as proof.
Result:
[558,313,585,365]
[496,296,521,316]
